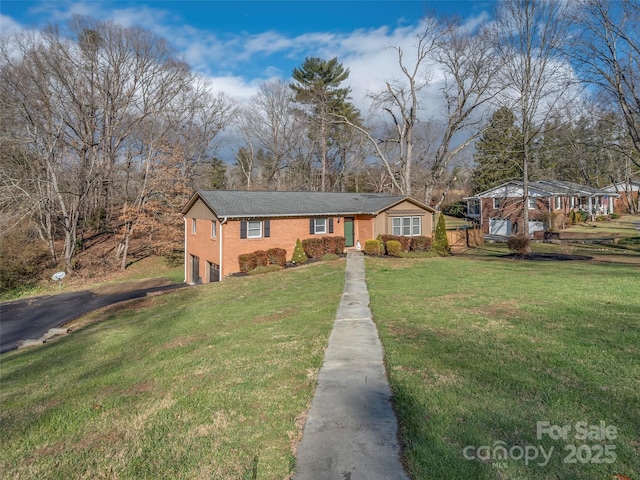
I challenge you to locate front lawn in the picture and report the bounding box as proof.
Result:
[367,255,639,479]
[0,260,345,479]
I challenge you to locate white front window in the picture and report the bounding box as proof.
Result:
[211,220,217,238]
[314,218,327,234]
[528,197,537,209]
[392,216,421,236]
[412,216,421,236]
[192,218,197,234]
[248,220,262,238]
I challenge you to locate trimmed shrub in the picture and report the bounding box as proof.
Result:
[432,214,451,256]
[253,250,269,267]
[410,236,432,252]
[291,239,307,264]
[266,248,287,267]
[376,234,386,255]
[238,253,258,273]
[364,239,381,255]
[507,233,530,256]
[381,235,411,252]
[570,209,588,223]
[301,238,325,259]
[386,240,402,257]
[325,236,346,255]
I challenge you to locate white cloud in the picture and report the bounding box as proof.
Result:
[2,2,495,131]
[0,14,26,35]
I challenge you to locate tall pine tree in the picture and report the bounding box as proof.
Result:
[291,57,357,191]
[472,107,523,193]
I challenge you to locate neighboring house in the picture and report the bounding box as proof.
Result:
[603,181,640,214]
[465,180,618,236]
[181,190,436,283]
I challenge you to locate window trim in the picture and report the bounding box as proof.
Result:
[493,197,505,209]
[247,220,262,239]
[192,218,197,234]
[310,218,333,235]
[391,216,422,236]
[314,218,327,234]
[211,220,217,238]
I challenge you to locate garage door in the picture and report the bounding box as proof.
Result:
[489,218,511,236]
[529,221,545,236]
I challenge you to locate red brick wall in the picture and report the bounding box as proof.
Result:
[480,197,554,234]
[186,208,433,281]
[185,218,221,283]
[186,216,358,281]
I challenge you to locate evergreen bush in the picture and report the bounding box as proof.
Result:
[386,240,402,257]
[376,234,386,255]
[432,214,451,256]
[364,239,381,255]
[291,239,307,264]
[381,234,411,252]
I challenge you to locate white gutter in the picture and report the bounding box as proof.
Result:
[183,217,188,283]
[219,217,228,281]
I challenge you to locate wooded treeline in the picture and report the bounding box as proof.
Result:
[1,0,639,286]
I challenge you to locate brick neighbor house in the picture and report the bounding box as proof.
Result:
[181,190,436,283]
[465,180,618,236]
[603,180,640,214]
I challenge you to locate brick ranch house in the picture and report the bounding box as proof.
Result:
[603,180,640,214]
[465,180,619,236]
[181,190,437,283]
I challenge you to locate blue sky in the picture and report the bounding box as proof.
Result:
[1,1,495,106]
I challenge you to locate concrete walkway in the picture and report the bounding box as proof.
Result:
[294,251,409,480]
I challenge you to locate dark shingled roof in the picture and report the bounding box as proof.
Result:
[183,190,435,218]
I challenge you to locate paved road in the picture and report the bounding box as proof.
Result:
[0,283,186,354]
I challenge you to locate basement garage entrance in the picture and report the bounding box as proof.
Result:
[489,218,511,236]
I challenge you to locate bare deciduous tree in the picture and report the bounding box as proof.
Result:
[426,21,501,208]
[570,0,640,170]
[491,0,576,242]
[0,17,229,271]
[367,19,443,196]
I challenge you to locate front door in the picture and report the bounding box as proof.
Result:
[344,217,355,247]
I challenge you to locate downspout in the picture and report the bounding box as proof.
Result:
[183,217,188,283]
[219,217,228,281]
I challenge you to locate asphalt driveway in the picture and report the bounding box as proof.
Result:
[0,282,187,354]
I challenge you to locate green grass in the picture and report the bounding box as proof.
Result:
[0,261,345,479]
[0,256,185,301]
[366,255,640,479]
[560,214,640,238]
[4,247,640,479]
